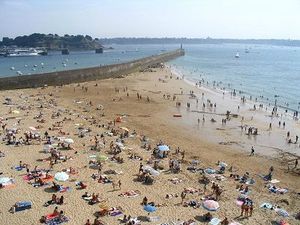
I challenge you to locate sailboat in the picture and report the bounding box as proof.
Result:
[235,52,240,58]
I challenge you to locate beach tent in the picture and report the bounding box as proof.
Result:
[64,138,74,144]
[54,172,69,182]
[203,200,220,211]
[143,165,160,176]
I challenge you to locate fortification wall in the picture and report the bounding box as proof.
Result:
[0,49,184,90]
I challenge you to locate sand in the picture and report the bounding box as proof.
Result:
[0,66,299,225]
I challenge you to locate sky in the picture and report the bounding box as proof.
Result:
[0,0,300,39]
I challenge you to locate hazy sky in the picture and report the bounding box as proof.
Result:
[1,0,300,39]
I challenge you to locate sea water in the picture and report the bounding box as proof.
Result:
[169,44,300,112]
[1,43,300,111]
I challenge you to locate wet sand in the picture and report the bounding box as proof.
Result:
[0,66,299,225]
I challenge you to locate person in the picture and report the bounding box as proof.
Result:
[203,212,212,222]
[58,210,64,221]
[249,201,254,216]
[240,202,246,216]
[53,206,59,216]
[221,217,229,225]
[295,159,298,169]
[58,195,64,205]
[85,219,91,225]
[250,146,255,156]
[180,191,186,204]
[118,180,122,189]
[142,196,148,205]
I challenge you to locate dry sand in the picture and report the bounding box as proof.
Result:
[0,66,299,225]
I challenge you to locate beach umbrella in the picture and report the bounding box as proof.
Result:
[275,208,289,217]
[54,172,69,182]
[96,155,108,162]
[144,204,156,213]
[64,138,74,144]
[120,127,129,132]
[29,126,37,131]
[0,177,11,184]
[203,200,220,211]
[158,145,169,151]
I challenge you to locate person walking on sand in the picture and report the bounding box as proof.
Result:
[112,181,116,190]
[250,146,255,156]
[240,202,246,217]
[295,159,298,169]
[118,180,122,190]
[180,191,186,204]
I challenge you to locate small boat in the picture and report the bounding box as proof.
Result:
[245,49,249,53]
[235,52,240,58]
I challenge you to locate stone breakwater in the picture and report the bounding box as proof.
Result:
[0,49,184,90]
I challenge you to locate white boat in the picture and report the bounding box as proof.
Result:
[6,48,42,57]
[235,52,240,58]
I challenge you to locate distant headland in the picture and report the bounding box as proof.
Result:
[0,33,103,50]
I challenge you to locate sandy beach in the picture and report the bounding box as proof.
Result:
[0,66,299,225]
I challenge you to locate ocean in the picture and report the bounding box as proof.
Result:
[0,43,300,111]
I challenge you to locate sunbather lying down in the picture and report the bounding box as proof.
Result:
[118,190,141,197]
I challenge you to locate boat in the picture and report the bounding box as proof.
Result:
[245,48,249,53]
[6,48,43,57]
[235,52,240,58]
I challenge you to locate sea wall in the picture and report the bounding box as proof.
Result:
[0,49,184,90]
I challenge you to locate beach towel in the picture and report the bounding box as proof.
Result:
[260,202,273,209]
[59,186,71,193]
[209,218,221,225]
[45,216,69,225]
[267,184,288,194]
[13,166,24,171]
[184,187,199,194]
[205,168,216,174]
[109,210,123,216]
[275,208,289,217]
[169,178,183,184]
